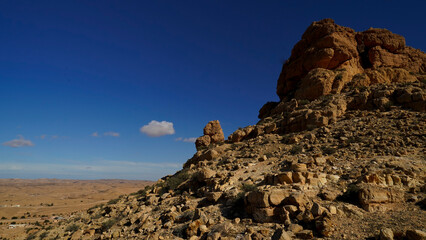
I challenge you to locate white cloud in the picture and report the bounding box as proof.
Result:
[104,131,120,137]
[140,120,175,137]
[2,135,34,148]
[175,137,197,143]
[91,132,99,137]
[40,135,46,139]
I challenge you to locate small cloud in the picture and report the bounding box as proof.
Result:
[40,135,47,139]
[175,137,197,143]
[104,131,120,137]
[91,132,99,137]
[2,135,34,148]
[51,135,58,139]
[140,120,175,137]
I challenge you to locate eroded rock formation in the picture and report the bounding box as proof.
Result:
[276,19,425,102]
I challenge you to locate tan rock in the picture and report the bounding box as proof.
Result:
[272,228,292,240]
[276,172,293,184]
[246,191,270,208]
[380,228,394,240]
[406,229,426,240]
[358,184,404,211]
[269,189,290,206]
[204,120,225,143]
[205,192,222,203]
[195,135,211,150]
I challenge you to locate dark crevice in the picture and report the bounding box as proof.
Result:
[357,44,372,69]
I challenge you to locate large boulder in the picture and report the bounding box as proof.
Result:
[195,120,225,150]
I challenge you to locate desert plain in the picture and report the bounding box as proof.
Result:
[0,178,151,239]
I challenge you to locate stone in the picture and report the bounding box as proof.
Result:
[272,228,292,240]
[269,189,290,206]
[251,207,275,223]
[276,172,293,184]
[379,228,394,240]
[311,202,326,216]
[246,191,270,208]
[292,172,306,184]
[195,120,224,150]
[205,192,222,203]
[195,135,211,150]
[291,163,307,172]
[295,230,314,239]
[358,184,404,211]
[314,156,327,165]
[204,120,225,143]
[284,193,308,208]
[197,168,216,182]
[287,224,303,233]
[406,230,426,240]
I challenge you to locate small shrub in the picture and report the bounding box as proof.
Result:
[160,170,191,193]
[321,146,337,155]
[101,219,117,232]
[298,99,310,105]
[11,216,18,219]
[65,224,79,233]
[1,216,6,219]
[240,183,257,193]
[290,145,303,155]
[39,231,48,239]
[25,234,36,240]
[107,198,119,205]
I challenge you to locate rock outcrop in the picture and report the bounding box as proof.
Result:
[276,19,425,102]
[195,120,225,150]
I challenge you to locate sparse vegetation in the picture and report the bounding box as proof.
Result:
[298,99,310,105]
[107,198,119,205]
[290,145,303,154]
[100,218,117,232]
[25,234,36,240]
[39,231,48,240]
[159,170,191,194]
[65,224,79,233]
[240,183,257,192]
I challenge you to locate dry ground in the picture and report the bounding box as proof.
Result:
[0,178,152,239]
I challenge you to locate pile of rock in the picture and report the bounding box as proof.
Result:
[195,120,225,150]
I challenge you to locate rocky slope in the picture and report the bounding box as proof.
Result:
[25,19,425,240]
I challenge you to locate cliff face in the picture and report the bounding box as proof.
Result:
[276,19,425,102]
[29,19,426,240]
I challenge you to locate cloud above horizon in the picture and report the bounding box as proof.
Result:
[140,120,175,137]
[104,131,120,137]
[175,137,197,143]
[2,135,34,148]
[91,131,120,137]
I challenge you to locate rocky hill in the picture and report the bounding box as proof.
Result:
[25,19,425,240]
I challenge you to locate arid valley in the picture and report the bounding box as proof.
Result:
[0,179,151,239]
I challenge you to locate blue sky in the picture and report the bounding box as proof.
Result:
[1,1,425,180]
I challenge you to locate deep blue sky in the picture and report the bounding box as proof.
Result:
[1,1,425,180]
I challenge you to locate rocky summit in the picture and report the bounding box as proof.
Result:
[27,19,425,240]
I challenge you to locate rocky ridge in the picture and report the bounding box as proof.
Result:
[25,20,425,240]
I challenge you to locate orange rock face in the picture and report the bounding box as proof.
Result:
[276,19,426,101]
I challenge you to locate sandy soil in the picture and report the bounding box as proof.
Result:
[0,178,152,239]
